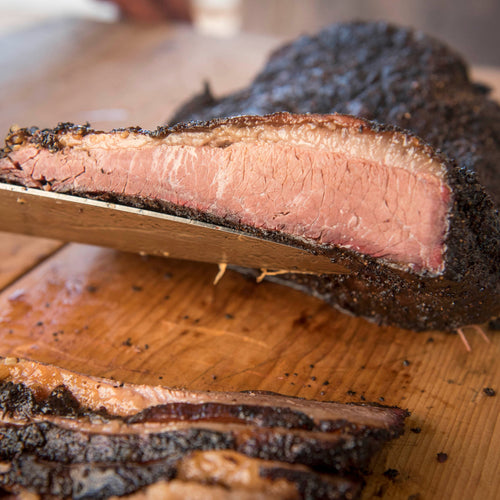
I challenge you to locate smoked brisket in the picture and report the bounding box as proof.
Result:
[0,357,407,499]
[170,21,500,331]
[0,21,499,331]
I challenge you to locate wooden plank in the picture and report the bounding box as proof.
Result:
[0,243,498,499]
[0,19,281,137]
[0,232,63,290]
[0,19,499,500]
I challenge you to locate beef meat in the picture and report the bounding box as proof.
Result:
[169,21,500,332]
[1,21,499,331]
[1,114,498,331]
[170,21,500,211]
[0,357,406,499]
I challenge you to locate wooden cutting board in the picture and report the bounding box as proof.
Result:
[0,20,499,500]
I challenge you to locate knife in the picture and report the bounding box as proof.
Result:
[0,183,349,275]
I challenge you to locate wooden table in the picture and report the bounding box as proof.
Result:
[0,20,499,500]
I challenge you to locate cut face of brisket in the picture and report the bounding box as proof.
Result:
[0,357,406,499]
[1,21,499,331]
[1,114,451,274]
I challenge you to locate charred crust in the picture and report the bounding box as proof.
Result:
[270,467,363,499]
[0,381,112,420]
[126,402,317,430]
[0,422,234,465]
[0,365,408,499]
[259,466,364,500]
[0,454,178,500]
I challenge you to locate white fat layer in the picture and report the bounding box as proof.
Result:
[58,116,447,180]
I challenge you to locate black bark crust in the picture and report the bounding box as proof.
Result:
[0,380,407,499]
[259,466,364,500]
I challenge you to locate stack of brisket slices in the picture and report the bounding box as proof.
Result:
[0,22,499,331]
[0,357,409,499]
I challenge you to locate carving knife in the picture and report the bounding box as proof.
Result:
[0,183,349,275]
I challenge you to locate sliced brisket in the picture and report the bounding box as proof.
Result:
[0,21,499,331]
[0,357,405,499]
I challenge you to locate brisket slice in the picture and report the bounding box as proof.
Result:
[0,357,405,499]
[1,112,498,331]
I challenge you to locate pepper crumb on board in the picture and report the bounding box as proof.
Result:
[225,313,234,319]
[383,468,399,480]
[437,452,448,463]
[122,338,132,347]
[309,364,315,368]
[284,373,289,377]
[410,427,422,434]
[403,359,410,366]
[379,396,385,402]
[131,285,143,292]
[360,395,366,401]
[86,285,98,293]
[483,387,496,397]
[311,376,317,381]
[322,380,330,386]
[347,390,356,396]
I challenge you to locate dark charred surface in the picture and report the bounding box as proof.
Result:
[0,382,112,420]
[260,467,363,500]
[0,420,395,472]
[0,454,364,500]
[0,422,234,465]
[0,454,177,500]
[127,401,317,429]
[0,377,408,498]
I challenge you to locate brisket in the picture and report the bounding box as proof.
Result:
[0,21,499,331]
[169,21,500,331]
[0,357,406,499]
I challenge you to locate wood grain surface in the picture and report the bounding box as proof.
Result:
[0,19,499,500]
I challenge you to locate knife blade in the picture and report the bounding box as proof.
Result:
[0,183,349,275]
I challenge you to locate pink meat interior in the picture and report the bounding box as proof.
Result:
[6,140,450,273]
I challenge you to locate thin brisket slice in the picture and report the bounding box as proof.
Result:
[0,357,406,499]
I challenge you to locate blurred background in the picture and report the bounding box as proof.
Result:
[0,0,499,64]
[0,0,499,136]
